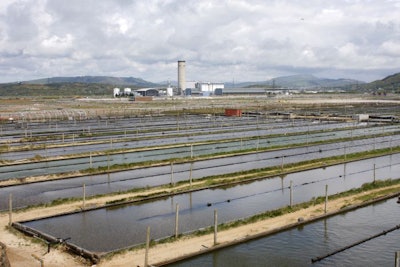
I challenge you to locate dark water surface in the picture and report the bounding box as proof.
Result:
[167,197,400,267]
[20,154,400,254]
[2,135,399,210]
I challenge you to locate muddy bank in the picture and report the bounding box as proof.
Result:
[0,242,10,267]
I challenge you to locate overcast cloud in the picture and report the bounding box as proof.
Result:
[1,0,400,83]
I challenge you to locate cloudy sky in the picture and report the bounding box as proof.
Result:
[1,0,400,84]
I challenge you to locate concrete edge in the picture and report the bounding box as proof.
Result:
[154,191,400,266]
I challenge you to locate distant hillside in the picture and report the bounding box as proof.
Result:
[27,75,158,87]
[0,76,159,97]
[226,74,363,89]
[2,73,399,97]
[364,73,400,93]
[270,74,362,89]
[0,82,117,97]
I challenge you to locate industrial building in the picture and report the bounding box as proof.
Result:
[135,88,159,96]
[113,88,134,97]
[113,88,120,97]
[113,60,226,98]
[195,82,224,95]
[180,82,224,96]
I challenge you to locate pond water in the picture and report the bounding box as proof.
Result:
[20,154,400,253]
[168,197,400,267]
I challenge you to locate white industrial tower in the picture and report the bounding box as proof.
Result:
[178,60,186,95]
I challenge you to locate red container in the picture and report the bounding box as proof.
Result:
[225,109,242,117]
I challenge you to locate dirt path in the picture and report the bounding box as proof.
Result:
[101,188,392,267]
[1,185,399,267]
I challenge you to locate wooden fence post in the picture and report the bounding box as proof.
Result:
[145,226,150,267]
[373,163,376,183]
[214,209,218,246]
[289,180,293,208]
[170,162,174,185]
[82,184,86,210]
[8,193,12,226]
[324,184,328,214]
[175,204,179,238]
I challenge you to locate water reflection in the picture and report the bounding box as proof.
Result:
[20,155,400,253]
[169,198,400,267]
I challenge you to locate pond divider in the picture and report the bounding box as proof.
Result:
[155,192,400,266]
[9,156,400,265]
[12,222,102,263]
[13,190,399,265]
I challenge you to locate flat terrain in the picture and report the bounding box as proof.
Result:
[1,94,400,266]
[2,184,399,267]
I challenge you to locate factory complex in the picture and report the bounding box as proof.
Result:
[111,60,298,100]
[113,60,225,99]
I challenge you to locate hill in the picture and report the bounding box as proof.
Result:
[0,76,158,97]
[26,76,157,87]
[2,73,399,97]
[0,83,116,97]
[270,74,362,89]
[363,73,400,93]
[226,74,363,89]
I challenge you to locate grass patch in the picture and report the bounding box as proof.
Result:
[147,178,400,248]
[10,143,400,214]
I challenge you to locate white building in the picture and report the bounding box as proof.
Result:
[195,82,224,92]
[123,88,132,95]
[113,88,120,97]
[166,87,173,97]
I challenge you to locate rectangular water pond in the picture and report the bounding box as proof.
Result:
[13,154,400,261]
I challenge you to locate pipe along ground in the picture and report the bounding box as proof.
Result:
[11,222,101,264]
[311,224,400,263]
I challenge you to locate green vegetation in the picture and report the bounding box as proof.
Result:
[88,143,400,188]
[7,143,400,211]
[254,180,395,222]
[0,82,141,97]
[98,178,400,259]
[141,178,400,247]
[364,72,400,93]
[98,145,399,205]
